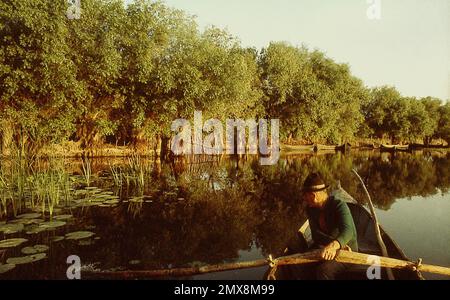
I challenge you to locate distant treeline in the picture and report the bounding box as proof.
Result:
[1,0,449,157]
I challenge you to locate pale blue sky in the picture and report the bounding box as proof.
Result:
[127,0,449,100]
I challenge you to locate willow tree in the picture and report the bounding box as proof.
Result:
[112,0,176,151]
[0,0,78,156]
[65,0,126,153]
[420,97,443,145]
[405,98,437,143]
[123,6,262,158]
[259,42,366,144]
[364,86,411,143]
[437,102,450,144]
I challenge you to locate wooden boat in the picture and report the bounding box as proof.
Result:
[281,144,315,152]
[313,143,351,152]
[380,144,410,152]
[264,188,423,280]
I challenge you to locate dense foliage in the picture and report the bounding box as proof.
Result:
[1,0,448,156]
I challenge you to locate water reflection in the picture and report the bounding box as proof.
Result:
[0,151,449,279]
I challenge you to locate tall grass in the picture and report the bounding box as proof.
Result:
[108,155,153,197]
[81,157,92,187]
[110,164,123,187]
[127,154,148,188]
[0,156,74,220]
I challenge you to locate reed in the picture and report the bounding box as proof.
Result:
[0,157,27,217]
[127,154,148,188]
[110,164,123,187]
[0,171,12,218]
[81,157,92,187]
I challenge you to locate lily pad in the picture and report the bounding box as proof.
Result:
[78,239,94,246]
[39,221,66,229]
[53,215,73,221]
[17,213,42,219]
[21,244,49,255]
[6,253,46,265]
[0,264,15,274]
[26,227,47,235]
[65,231,95,240]
[21,246,37,255]
[10,218,44,225]
[129,260,141,265]
[0,223,24,234]
[0,238,28,249]
[103,200,119,205]
[52,236,65,242]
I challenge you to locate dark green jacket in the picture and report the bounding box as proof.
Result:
[306,196,358,252]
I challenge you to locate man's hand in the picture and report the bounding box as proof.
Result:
[321,241,341,260]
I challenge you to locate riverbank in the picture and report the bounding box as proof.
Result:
[1,140,448,159]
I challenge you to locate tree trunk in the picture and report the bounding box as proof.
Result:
[1,120,14,156]
[160,135,171,161]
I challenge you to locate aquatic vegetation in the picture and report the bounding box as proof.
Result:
[53,214,73,221]
[39,221,66,229]
[21,244,49,255]
[0,263,15,274]
[26,165,74,219]
[17,213,41,219]
[65,231,95,240]
[0,238,28,249]
[51,236,65,243]
[6,253,46,265]
[110,164,124,187]
[25,227,47,235]
[0,223,24,234]
[78,239,94,246]
[81,158,92,187]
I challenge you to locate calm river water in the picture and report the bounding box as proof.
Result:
[0,151,449,280]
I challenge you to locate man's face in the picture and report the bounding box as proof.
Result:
[303,191,319,207]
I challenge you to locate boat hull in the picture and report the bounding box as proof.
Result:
[264,189,422,280]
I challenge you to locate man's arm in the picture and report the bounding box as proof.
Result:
[334,201,357,249]
[318,200,357,260]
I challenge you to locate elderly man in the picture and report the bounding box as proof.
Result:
[302,173,358,280]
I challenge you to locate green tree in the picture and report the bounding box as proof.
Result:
[0,0,78,156]
[420,97,443,145]
[365,87,410,143]
[259,42,366,144]
[436,102,450,144]
[66,0,126,153]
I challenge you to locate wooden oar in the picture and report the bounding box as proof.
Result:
[276,250,450,276]
[83,250,450,279]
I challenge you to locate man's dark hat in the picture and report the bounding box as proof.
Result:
[302,173,329,192]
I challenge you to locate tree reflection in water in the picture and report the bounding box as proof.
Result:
[1,151,449,279]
